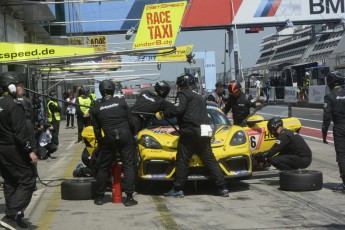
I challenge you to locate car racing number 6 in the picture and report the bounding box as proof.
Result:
[246,128,264,150]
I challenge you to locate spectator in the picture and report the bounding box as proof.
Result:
[255,78,261,98]
[206,81,227,108]
[66,94,76,129]
[263,80,272,103]
[75,88,92,143]
[47,91,61,146]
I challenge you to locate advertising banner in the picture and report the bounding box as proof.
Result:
[68,37,84,46]
[182,0,345,28]
[79,0,345,33]
[309,85,327,104]
[133,1,187,49]
[233,0,345,26]
[156,45,193,61]
[86,36,107,52]
[194,51,216,91]
[284,86,298,103]
[0,42,95,63]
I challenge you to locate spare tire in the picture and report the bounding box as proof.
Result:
[279,170,323,192]
[61,178,97,200]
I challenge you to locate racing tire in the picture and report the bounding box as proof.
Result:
[61,178,97,200]
[279,170,323,192]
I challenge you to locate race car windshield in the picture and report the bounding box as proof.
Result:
[207,108,231,131]
[148,117,178,127]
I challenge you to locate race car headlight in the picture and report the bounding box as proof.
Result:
[139,135,162,149]
[230,131,246,146]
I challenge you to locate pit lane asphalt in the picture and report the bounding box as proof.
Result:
[1,120,345,230]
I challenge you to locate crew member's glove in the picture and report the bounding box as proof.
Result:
[253,152,268,162]
[322,129,328,144]
[155,111,164,120]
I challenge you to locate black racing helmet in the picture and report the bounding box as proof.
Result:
[176,73,196,89]
[78,87,86,96]
[228,80,241,94]
[99,80,115,97]
[327,71,342,90]
[0,71,24,96]
[155,80,171,98]
[267,117,283,137]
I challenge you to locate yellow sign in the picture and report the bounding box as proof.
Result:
[87,36,107,52]
[156,45,193,61]
[0,42,95,63]
[133,1,187,50]
[68,37,84,46]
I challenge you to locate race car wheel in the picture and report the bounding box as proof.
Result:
[279,170,323,191]
[61,178,96,200]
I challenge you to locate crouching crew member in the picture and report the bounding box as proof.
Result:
[131,80,174,134]
[158,73,229,198]
[0,72,38,230]
[90,80,137,206]
[253,117,312,170]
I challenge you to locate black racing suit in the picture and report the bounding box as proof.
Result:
[163,89,227,190]
[130,90,173,135]
[90,96,136,197]
[0,95,36,218]
[259,129,312,170]
[322,86,345,183]
[17,97,36,151]
[222,91,257,125]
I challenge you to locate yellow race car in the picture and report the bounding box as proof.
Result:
[137,102,301,181]
[80,102,301,182]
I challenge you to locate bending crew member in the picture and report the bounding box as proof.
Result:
[222,80,260,125]
[131,80,173,134]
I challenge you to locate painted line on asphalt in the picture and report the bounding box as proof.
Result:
[151,196,179,229]
[36,142,84,229]
[47,142,82,172]
[300,134,334,144]
[66,141,75,150]
[302,126,332,132]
